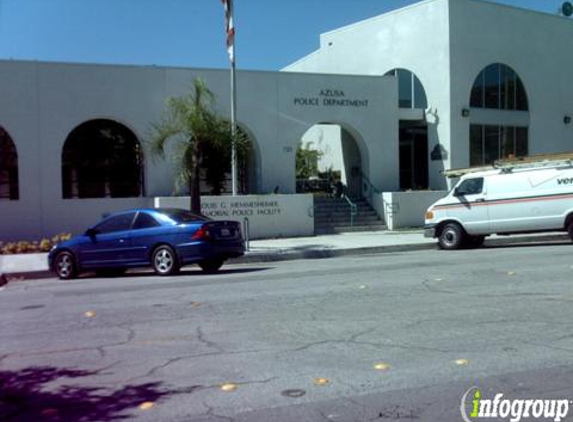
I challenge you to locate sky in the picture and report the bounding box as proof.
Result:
[0,0,567,71]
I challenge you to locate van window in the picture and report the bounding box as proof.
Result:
[456,178,484,196]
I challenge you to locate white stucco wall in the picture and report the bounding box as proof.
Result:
[284,0,452,190]
[381,191,448,230]
[154,194,314,240]
[0,60,394,241]
[448,0,573,169]
[286,0,573,189]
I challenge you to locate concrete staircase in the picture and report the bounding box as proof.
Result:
[313,196,387,235]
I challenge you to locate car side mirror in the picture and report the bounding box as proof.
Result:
[453,188,463,197]
[85,228,99,238]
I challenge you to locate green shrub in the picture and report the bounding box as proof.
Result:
[0,233,73,255]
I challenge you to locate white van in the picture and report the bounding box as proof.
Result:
[424,160,573,249]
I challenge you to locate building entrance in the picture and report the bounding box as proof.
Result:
[399,121,428,190]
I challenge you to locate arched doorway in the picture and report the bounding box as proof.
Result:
[385,68,429,190]
[0,126,19,200]
[62,119,144,198]
[198,125,260,195]
[296,123,365,199]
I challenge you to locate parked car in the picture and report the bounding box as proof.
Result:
[424,158,573,250]
[48,208,245,279]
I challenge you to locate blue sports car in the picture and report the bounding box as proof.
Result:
[48,208,245,279]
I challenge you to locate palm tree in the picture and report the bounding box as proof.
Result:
[148,78,238,213]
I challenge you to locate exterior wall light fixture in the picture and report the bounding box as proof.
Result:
[461,108,470,117]
[564,115,571,125]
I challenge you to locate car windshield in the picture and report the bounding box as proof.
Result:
[158,208,211,224]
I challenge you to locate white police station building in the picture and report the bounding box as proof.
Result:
[1,0,572,240]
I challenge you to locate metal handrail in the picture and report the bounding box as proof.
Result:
[361,172,381,195]
[360,171,381,205]
[342,194,358,227]
[243,217,250,252]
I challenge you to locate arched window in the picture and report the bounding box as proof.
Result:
[469,64,529,166]
[0,127,19,200]
[470,63,528,110]
[385,68,427,109]
[62,119,144,199]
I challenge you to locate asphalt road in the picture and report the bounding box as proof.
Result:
[1,242,573,422]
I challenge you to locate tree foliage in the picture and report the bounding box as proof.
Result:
[296,142,323,180]
[148,78,249,213]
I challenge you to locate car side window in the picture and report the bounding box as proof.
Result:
[133,212,160,230]
[94,213,136,234]
[456,178,484,196]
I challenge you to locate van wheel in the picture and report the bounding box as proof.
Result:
[466,235,485,249]
[438,223,465,250]
[567,221,573,242]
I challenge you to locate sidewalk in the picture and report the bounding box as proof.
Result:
[0,230,570,281]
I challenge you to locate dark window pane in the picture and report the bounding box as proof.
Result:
[516,77,528,111]
[133,212,160,230]
[398,69,413,108]
[413,75,427,109]
[62,119,143,199]
[0,126,19,200]
[470,125,484,166]
[500,66,516,110]
[160,208,210,224]
[470,71,484,108]
[484,125,500,164]
[500,126,515,159]
[516,127,528,157]
[484,64,500,109]
[94,213,136,234]
[457,178,484,195]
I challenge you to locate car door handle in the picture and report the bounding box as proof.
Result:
[119,239,126,243]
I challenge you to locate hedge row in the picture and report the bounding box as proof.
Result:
[0,234,72,255]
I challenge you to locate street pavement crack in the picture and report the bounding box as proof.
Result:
[197,326,225,353]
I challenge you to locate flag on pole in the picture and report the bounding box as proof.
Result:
[220,0,235,63]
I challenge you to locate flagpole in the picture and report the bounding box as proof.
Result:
[230,38,238,196]
[225,0,238,196]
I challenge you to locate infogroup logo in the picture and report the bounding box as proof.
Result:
[460,387,571,422]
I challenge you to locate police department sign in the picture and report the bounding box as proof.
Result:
[294,89,369,108]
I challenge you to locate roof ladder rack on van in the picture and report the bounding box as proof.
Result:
[441,152,573,178]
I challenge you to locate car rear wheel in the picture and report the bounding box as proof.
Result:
[199,258,224,274]
[152,245,180,276]
[54,251,78,280]
[438,223,465,250]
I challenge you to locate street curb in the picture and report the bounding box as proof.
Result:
[231,242,436,264]
[0,233,569,280]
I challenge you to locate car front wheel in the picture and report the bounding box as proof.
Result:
[152,245,180,276]
[54,251,78,280]
[438,223,465,250]
[199,258,224,274]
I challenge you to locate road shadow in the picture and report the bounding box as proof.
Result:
[0,366,170,421]
[81,266,275,280]
[483,241,571,250]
